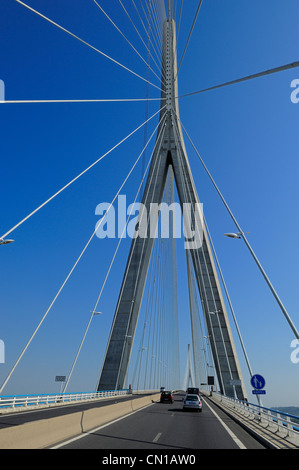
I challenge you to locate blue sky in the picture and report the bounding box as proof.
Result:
[0,0,298,407]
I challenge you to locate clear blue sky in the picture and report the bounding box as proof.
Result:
[0,0,298,407]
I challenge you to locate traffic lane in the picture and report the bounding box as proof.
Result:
[201,397,265,449]
[0,393,151,429]
[56,393,262,449]
[54,395,186,449]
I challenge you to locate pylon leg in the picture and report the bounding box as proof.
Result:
[97,18,246,400]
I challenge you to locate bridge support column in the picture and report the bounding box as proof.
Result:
[97,18,246,400]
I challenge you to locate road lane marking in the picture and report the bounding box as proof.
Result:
[153,432,162,443]
[51,402,154,449]
[202,398,247,449]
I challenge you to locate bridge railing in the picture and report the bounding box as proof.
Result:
[209,391,299,448]
[0,389,131,413]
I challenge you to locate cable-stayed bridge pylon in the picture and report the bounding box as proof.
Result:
[97,16,247,400]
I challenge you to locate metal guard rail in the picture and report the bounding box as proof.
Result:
[0,389,131,412]
[211,391,299,448]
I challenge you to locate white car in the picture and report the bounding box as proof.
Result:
[183,394,202,412]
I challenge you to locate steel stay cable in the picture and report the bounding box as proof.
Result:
[135,241,155,390]
[11,61,296,105]
[185,248,209,387]
[122,0,163,75]
[128,0,166,78]
[178,61,299,99]
[145,166,169,388]
[174,130,223,392]
[98,111,168,390]
[172,110,249,395]
[203,215,260,402]
[169,112,208,385]
[171,109,225,392]
[152,201,164,388]
[1,97,165,105]
[139,0,161,52]
[92,0,165,87]
[174,111,252,394]
[178,131,244,394]
[113,123,168,390]
[96,113,166,390]
[144,240,159,388]
[168,169,181,388]
[140,166,174,389]
[175,0,204,79]
[14,0,162,93]
[1,107,162,240]
[173,108,248,390]
[165,170,180,388]
[152,234,163,387]
[146,0,163,53]
[143,231,157,390]
[150,0,164,40]
[0,108,166,395]
[63,116,163,393]
[160,171,176,388]
[159,0,167,21]
[176,115,299,340]
[135,172,174,389]
[175,0,183,44]
[181,165,207,390]
[115,113,168,389]
[173,0,177,20]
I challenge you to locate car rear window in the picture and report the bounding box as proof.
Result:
[186,396,198,401]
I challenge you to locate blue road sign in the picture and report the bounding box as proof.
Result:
[250,374,265,390]
[252,390,266,395]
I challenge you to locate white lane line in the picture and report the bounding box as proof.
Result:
[51,402,154,449]
[202,398,247,449]
[153,432,162,443]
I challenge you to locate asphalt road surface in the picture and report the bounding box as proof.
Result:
[52,393,266,450]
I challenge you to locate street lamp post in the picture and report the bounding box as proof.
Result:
[0,238,14,245]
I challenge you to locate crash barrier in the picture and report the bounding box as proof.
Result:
[0,392,160,449]
[206,391,299,449]
[0,389,132,413]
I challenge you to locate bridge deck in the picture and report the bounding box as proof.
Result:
[53,392,265,450]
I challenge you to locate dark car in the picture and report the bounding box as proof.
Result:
[186,387,200,396]
[160,391,174,403]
